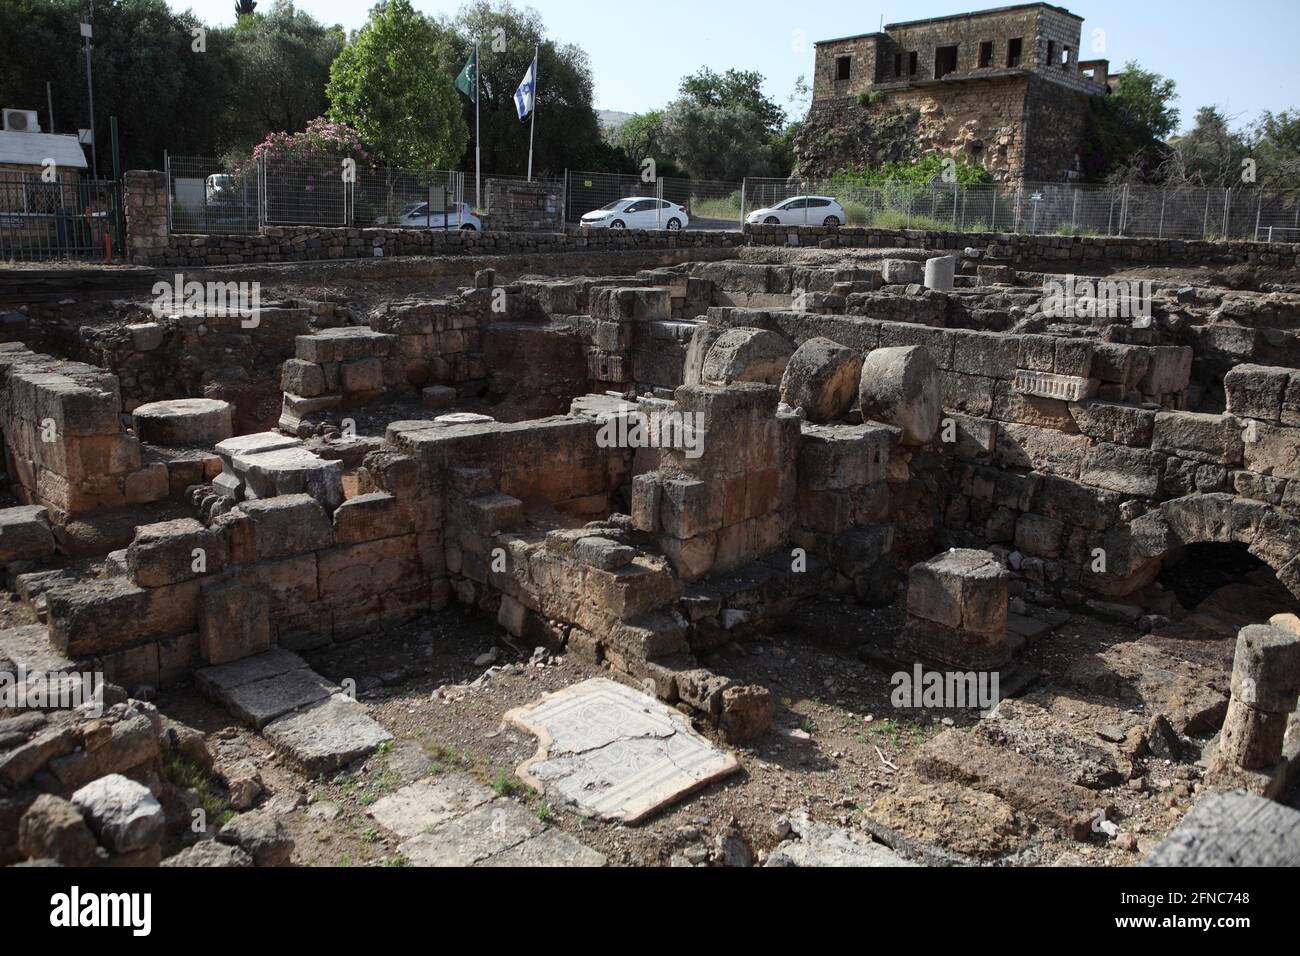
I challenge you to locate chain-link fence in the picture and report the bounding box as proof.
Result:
[166,154,1299,243]
[165,154,260,234]
[562,172,743,229]
[741,177,1300,241]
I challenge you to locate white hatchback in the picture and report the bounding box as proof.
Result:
[581,197,689,231]
[397,201,481,231]
[746,195,846,227]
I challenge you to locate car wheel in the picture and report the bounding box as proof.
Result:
[764,216,780,225]
[823,216,841,227]
[610,219,626,229]
[460,223,477,231]
[666,218,682,231]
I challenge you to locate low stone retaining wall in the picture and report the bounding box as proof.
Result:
[744,224,1300,270]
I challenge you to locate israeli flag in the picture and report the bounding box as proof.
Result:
[514,57,536,121]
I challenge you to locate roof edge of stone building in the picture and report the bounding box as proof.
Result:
[816,3,1083,47]
[885,2,1082,30]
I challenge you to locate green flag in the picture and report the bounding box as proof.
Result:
[455,47,477,103]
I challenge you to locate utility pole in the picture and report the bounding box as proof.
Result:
[81,3,98,179]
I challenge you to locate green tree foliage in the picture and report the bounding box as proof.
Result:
[1165,106,1250,186]
[659,100,777,181]
[1251,111,1300,187]
[326,0,467,169]
[222,1,343,154]
[0,0,235,172]
[827,154,993,188]
[1082,61,1179,181]
[678,67,786,136]
[448,1,618,175]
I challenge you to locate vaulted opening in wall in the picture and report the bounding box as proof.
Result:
[836,55,852,82]
[1007,37,1022,67]
[1061,45,1071,67]
[1046,41,1056,67]
[935,45,958,79]
[908,51,918,77]
[1155,542,1299,623]
[894,53,903,77]
[978,41,993,68]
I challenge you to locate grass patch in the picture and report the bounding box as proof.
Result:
[690,194,741,221]
[164,753,233,829]
[535,802,554,823]
[492,769,524,797]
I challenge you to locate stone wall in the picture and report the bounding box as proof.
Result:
[481,179,563,232]
[744,225,1300,270]
[151,225,740,267]
[122,170,169,263]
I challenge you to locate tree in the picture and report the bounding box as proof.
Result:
[1251,111,1300,188]
[1166,107,1250,186]
[679,67,785,136]
[0,0,235,172]
[234,0,257,16]
[221,1,344,155]
[448,2,617,176]
[607,111,683,176]
[659,101,777,181]
[327,0,467,169]
[1081,61,1180,181]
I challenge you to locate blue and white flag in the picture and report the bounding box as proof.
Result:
[514,56,536,121]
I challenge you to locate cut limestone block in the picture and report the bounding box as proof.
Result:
[859,346,940,446]
[195,647,336,730]
[881,259,925,284]
[780,337,864,424]
[701,328,792,387]
[1142,790,1300,866]
[263,694,392,774]
[0,505,55,565]
[904,549,1010,669]
[1013,369,1098,402]
[233,446,344,511]
[213,432,301,501]
[126,518,227,587]
[199,580,271,665]
[765,812,915,867]
[133,398,233,446]
[506,678,739,823]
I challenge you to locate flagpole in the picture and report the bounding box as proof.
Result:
[527,46,538,182]
[474,39,481,209]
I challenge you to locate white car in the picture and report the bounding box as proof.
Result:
[581,197,689,231]
[397,201,481,231]
[747,196,845,227]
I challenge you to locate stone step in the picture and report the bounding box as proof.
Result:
[1142,790,1300,866]
[195,648,392,772]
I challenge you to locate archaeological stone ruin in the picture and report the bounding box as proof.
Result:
[2,194,1300,870]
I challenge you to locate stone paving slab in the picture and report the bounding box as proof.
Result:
[196,649,337,730]
[505,677,740,824]
[374,774,607,867]
[263,694,392,774]
[368,773,495,839]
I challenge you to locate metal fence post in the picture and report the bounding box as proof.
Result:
[1254,191,1263,242]
[1222,188,1231,238]
[1158,189,1166,238]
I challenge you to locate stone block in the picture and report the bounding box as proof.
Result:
[906,549,1008,637]
[133,398,233,446]
[126,518,227,587]
[235,494,333,561]
[199,580,271,666]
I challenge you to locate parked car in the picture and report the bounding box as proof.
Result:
[746,196,845,227]
[581,197,689,231]
[397,201,481,231]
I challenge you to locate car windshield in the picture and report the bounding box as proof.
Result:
[599,200,625,211]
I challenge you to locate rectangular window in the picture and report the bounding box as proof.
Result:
[978,41,993,68]
[935,45,958,79]
[835,55,851,81]
[1007,37,1022,67]
[908,51,918,76]
[1046,41,1056,67]
[1061,45,1071,67]
[894,53,902,77]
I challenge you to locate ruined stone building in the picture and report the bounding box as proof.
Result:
[799,3,1111,182]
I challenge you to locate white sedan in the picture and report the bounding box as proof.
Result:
[581,197,689,231]
[397,201,481,231]
[746,196,845,227]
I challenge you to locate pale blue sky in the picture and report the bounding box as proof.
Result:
[169,0,1298,132]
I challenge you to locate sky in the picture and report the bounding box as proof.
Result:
[167,0,1299,134]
